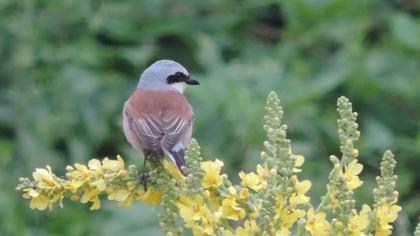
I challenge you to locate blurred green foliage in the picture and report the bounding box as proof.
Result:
[1,0,419,235]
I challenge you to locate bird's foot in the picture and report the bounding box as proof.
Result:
[139,171,149,191]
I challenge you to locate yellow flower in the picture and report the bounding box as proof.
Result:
[63,180,84,192]
[102,155,126,176]
[22,188,40,199]
[203,190,220,211]
[293,155,305,173]
[191,217,218,236]
[201,159,224,189]
[88,159,103,177]
[275,193,305,230]
[290,176,311,207]
[121,195,135,207]
[376,204,401,227]
[305,208,331,236]
[292,177,311,195]
[372,203,400,236]
[289,193,309,208]
[228,186,237,195]
[80,187,102,210]
[334,221,345,234]
[66,163,92,188]
[32,166,60,190]
[344,160,363,190]
[190,209,221,236]
[374,203,399,236]
[177,195,217,229]
[29,194,50,210]
[108,188,135,207]
[163,159,184,180]
[256,164,269,190]
[276,176,310,229]
[239,188,250,199]
[137,187,163,204]
[221,195,245,220]
[239,171,261,191]
[352,149,359,158]
[88,159,102,170]
[327,188,340,210]
[28,192,63,210]
[375,226,391,236]
[90,179,106,191]
[108,189,130,202]
[89,196,101,210]
[74,163,91,177]
[278,207,304,230]
[348,205,371,236]
[71,194,80,201]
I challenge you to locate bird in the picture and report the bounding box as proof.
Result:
[122,59,199,185]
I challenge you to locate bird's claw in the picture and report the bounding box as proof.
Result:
[139,172,149,191]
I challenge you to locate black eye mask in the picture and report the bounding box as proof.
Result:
[167,72,200,85]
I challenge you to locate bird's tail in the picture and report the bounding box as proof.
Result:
[168,149,186,175]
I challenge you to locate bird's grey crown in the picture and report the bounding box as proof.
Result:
[137,59,189,91]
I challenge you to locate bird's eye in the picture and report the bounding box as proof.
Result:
[167,72,186,84]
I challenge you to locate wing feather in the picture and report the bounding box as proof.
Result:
[161,115,192,152]
[160,114,192,173]
[130,117,164,157]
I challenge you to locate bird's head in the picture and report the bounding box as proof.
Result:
[137,59,199,93]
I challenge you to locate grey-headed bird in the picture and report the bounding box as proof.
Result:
[123,60,199,182]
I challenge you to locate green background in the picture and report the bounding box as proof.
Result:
[1,0,419,235]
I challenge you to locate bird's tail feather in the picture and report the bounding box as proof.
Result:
[168,149,186,175]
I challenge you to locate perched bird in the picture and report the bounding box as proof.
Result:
[123,60,199,180]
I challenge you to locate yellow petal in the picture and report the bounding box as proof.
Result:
[239,188,250,199]
[163,160,184,180]
[296,180,311,195]
[137,187,162,204]
[75,163,89,173]
[108,189,130,202]
[102,156,125,172]
[294,155,305,167]
[33,167,59,189]
[88,159,102,170]
[222,197,245,220]
[80,188,101,203]
[89,196,101,210]
[347,176,363,190]
[346,160,363,176]
[30,194,50,210]
[239,171,260,190]
[200,159,224,173]
[23,188,40,198]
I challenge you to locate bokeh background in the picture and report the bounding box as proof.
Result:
[1,0,419,235]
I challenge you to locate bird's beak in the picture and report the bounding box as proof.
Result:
[186,76,199,85]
